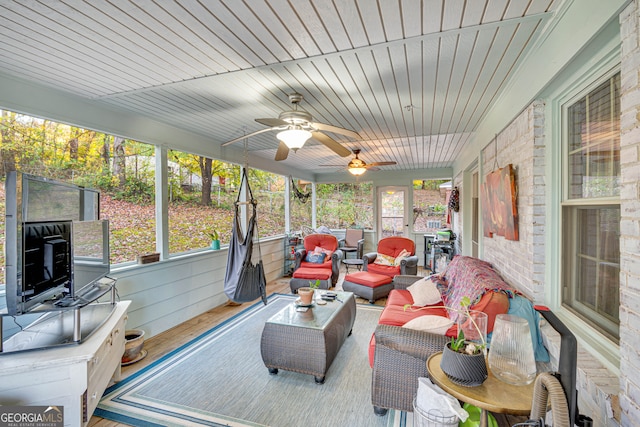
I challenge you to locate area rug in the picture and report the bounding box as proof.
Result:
[96,294,412,427]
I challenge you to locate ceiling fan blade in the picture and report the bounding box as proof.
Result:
[221,127,274,146]
[311,122,361,140]
[274,140,289,161]
[367,161,397,167]
[256,118,288,127]
[311,131,352,157]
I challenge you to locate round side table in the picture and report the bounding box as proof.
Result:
[342,258,363,273]
[427,352,535,427]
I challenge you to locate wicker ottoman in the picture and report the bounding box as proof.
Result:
[290,267,331,293]
[260,291,356,383]
[342,271,394,303]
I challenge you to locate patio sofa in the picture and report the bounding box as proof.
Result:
[369,255,516,416]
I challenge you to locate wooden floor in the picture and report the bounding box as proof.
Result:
[89,267,527,427]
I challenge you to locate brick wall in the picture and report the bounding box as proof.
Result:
[480,101,546,302]
[618,1,640,424]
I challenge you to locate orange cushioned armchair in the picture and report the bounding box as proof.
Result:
[363,236,418,278]
[293,233,342,286]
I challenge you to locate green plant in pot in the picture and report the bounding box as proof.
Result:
[206,229,220,250]
[297,279,320,305]
[440,296,488,386]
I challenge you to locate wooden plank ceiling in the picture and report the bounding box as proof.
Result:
[0,0,560,177]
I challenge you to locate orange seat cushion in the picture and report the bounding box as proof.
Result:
[292,267,331,280]
[366,263,401,278]
[344,271,393,288]
[300,259,332,269]
[378,290,449,328]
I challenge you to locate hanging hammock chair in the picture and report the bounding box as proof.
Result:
[290,176,311,203]
[223,168,267,305]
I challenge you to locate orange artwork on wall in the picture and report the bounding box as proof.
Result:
[481,164,518,241]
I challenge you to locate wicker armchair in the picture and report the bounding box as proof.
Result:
[293,234,343,286]
[363,236,419,278]
[371,275,450,416]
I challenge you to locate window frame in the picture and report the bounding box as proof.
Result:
[538,34,621,372]
[547,47,622,369]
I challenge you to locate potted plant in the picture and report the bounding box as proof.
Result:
[297,279,321,305]
[440,297,488,386]
[206,229,220,250]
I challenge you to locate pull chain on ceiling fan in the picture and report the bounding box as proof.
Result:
[222,93,360,161]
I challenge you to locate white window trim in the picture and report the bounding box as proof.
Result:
[546,45,621,373]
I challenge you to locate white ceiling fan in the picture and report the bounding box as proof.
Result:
[221,93,360,161]
[321,148,397,175]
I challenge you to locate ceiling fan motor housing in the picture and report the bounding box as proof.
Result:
[278,110,313,126]
[348,158,366,168]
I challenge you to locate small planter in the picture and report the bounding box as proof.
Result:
[440,342,488,387]
[122,329,146,365]
[297,287,315,305]
[211,240,221,250]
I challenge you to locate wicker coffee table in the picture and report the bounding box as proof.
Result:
[260,291,356,384]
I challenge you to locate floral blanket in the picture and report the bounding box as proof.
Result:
[431,255,516,312]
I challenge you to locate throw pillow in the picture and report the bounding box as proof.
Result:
[395,248,411,265]
[313,246,334,258]
[402,315,453,335]
[305,252,326,264]
[373,253,396,266]
[407,277,443,306]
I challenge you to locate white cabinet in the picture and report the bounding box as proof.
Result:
[0,301,130,426]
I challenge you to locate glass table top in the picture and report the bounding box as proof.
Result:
[266,291,353,330]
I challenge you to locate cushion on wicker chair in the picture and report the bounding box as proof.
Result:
[344,271,392,287]
[292,267,331,280]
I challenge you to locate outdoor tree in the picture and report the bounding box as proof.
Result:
[198,155,213,206]
[112,136,126,187]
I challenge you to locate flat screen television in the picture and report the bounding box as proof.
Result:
[4,172,108,316]
[15,220,73,314]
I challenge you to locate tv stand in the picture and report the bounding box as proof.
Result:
[0,276,118,353]
[0,300,130,426]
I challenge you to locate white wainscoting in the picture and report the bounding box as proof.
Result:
[108,236,283,339]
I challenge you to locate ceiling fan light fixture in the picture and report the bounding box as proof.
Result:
[348,166,367,176]
[348,156,367,175]
[277,127,312,151]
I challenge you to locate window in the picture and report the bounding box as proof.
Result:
[412,179,451,232]
[166,152,286,255]
[247,169,285,238]
[562,72,620,341]
[289,179,313,233]
[166,150,237,254]
[316,182,373,229]
[0,111,157,267]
